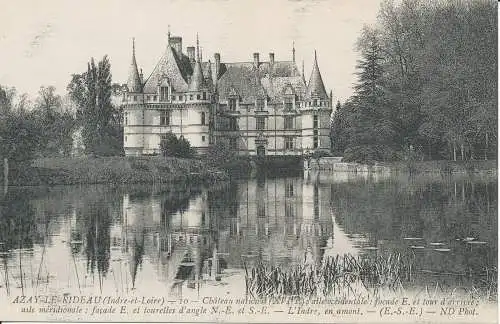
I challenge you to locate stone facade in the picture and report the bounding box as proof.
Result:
[121,33,333,156]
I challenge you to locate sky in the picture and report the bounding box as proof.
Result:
[0,0,383,103]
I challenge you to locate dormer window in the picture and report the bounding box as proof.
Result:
[203,92,207,100]
[160,86,169,101]
[284,96,294,110]
[197,94,201,100]
[190,94,194,100]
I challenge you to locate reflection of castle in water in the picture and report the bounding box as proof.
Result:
[100,177,334,292]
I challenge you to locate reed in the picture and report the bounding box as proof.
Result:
[244,252,497,301]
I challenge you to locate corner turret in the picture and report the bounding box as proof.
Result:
[306,50,328,100]
[127,38,142,93]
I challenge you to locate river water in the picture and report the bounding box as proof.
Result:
[0,172,496,302]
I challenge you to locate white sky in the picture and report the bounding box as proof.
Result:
[0,0,382,103]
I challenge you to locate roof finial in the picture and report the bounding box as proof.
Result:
[132,37,136,57]
[167,25,171,42]
[292,41,296,63]
[314,49,317,63]
[302,60,304,76]
[196,32,200,61]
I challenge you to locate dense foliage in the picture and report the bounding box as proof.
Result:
[67,55,123,156]
[0,85,76,164]
[331,0,497,163]
[159,132,196,158]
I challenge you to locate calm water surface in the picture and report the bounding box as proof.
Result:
[0,172,496,301]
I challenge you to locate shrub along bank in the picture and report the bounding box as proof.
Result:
[3,156,227,186]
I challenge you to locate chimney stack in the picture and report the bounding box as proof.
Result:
[187,47,195,62]
[169,36,183,56]
[269,52,275,65]
[214,53,221,80]
[253,52,260,68]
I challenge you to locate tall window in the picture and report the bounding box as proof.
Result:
[285,203,294,219]
[229,117,238,131]
[284,96,293,110]
[203,92,207,100]
[229,98,237,111]
[285,181,294,197]
[256,117,265,130]
[256,98,265,111]
[313,129,318,148]
[160,87,169,101]
[284,116,293,130]
[230,138,237,150]
[313,115,318,128]
[124,112,129,125]
[201,112,206,126]
[285,137,294,150]
[160,111,170,126]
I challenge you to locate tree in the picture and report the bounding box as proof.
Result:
[343,26,397,163]
[67,56,123,156]
[330,101,349,156]
[0,86,45,163]
[340,0,497,162]
[159,132,196,158]
[33,86,76,156]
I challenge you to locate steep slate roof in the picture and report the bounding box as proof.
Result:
[127,39,142,93]
[261,76,307,101]
[142,45,192,93]
[306,51,328,99]
[216,61,302,103]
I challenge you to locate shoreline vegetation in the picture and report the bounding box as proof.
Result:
[244,252,497,302]
[0,155,496,188]
[3,156,229,187]
[306,157,497,176]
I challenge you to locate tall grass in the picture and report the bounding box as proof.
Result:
[244,252,497,301]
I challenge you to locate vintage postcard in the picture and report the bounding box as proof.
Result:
[0,0,497,323]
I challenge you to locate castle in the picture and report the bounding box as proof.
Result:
[121,32,333,156]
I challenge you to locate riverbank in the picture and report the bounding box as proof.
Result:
[307,158,497,175]
[3,156,228,186]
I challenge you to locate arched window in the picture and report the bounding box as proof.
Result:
[201,112,206,125]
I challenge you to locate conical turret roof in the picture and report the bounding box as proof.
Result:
[306,51,328,99]
[189,59,205,91]
[188,34,206,91]
[127,39,142,93]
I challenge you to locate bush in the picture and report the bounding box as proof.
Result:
[205,141,236,166]
[160,132,196,158]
